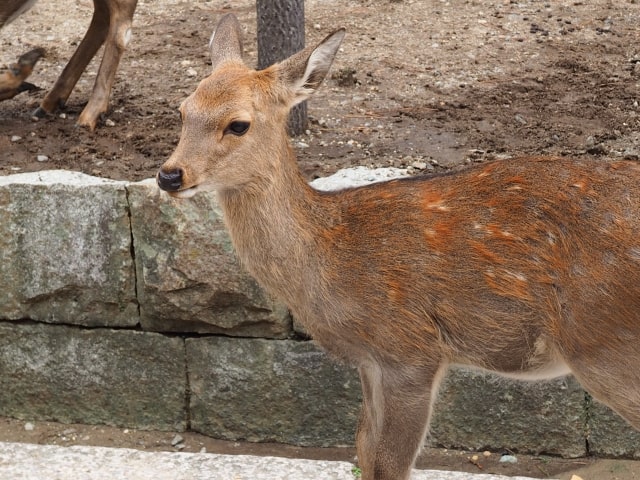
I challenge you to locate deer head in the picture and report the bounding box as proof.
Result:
[157,13,345,198]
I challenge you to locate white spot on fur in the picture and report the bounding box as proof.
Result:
[628,247,640,262]
[123,28,132,47]
[424,198,450,212]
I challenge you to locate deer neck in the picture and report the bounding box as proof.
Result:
[216,142,330,304]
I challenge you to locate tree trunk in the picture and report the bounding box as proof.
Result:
[256,0,307,136]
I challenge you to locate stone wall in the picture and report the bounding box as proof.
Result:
[0,171,638,458]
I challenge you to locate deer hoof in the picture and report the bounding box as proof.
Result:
[76,112,100,132]
[32,106,49,118]
[18,48,46,68]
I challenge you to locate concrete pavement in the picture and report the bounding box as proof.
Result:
[0,441,553,480]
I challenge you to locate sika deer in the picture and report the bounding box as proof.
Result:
[158,13,640,480]
[0,0,138,130]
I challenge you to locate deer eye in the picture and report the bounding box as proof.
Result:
[225,120,250,136]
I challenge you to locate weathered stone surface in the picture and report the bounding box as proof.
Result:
[429,369,587,457]
[127,180,291,338]
[0,442,547,480]
[587,398,640,458]
[186,337,361,446]
[0,322,186,431]
[0,171,137,327]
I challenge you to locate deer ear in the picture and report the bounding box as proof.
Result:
[277,29,345,106]
[209,13,243,69]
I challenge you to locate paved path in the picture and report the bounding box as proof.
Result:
[0,441,553,480]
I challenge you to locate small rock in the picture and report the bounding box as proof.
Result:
[411,161,427,170]
[105,119,116,127]
[514,114,527,125]
[570,475,584,480]
[587,144,608,155]
[62,428,76,435]
[186,68,198,77]
[499,454,518,464]
[36,155,49,162]
[10,135,22,142]
[59,113,67,119]
[24,422,35,431]
[170,434,184,446]
[483,450,492,457]
[199,447,207,453]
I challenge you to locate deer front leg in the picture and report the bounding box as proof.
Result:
[76,0,138,130]
[356,361,447,480]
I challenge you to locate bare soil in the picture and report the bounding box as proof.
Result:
[1,0,640,478]
[2,0,639,181]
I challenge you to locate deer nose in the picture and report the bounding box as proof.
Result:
[157,168,183,191]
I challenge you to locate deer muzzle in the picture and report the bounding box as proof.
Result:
[157,167,184,192]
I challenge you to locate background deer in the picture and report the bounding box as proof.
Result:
[0,0,137,130]
[158,13,640,480]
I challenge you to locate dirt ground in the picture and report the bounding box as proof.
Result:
[1,0,640,478]
[1,0,639,181]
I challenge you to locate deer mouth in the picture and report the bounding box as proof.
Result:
[168,185,200,199]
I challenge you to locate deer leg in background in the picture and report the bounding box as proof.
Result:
[36,0,138,131]
[76,0,138,130]
[35,0,108,119]
[0,0,38,27]
[0,47,45,101]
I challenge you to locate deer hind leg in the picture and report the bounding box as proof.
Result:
[76,0,138,130]
[356,361,447,480]
[37,0,137,130]
[36,0,109,118]
[568,342,640,431]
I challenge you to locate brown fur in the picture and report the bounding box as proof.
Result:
[0,48,44,101]
[0,0,138,130]
[159,14,640,480]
